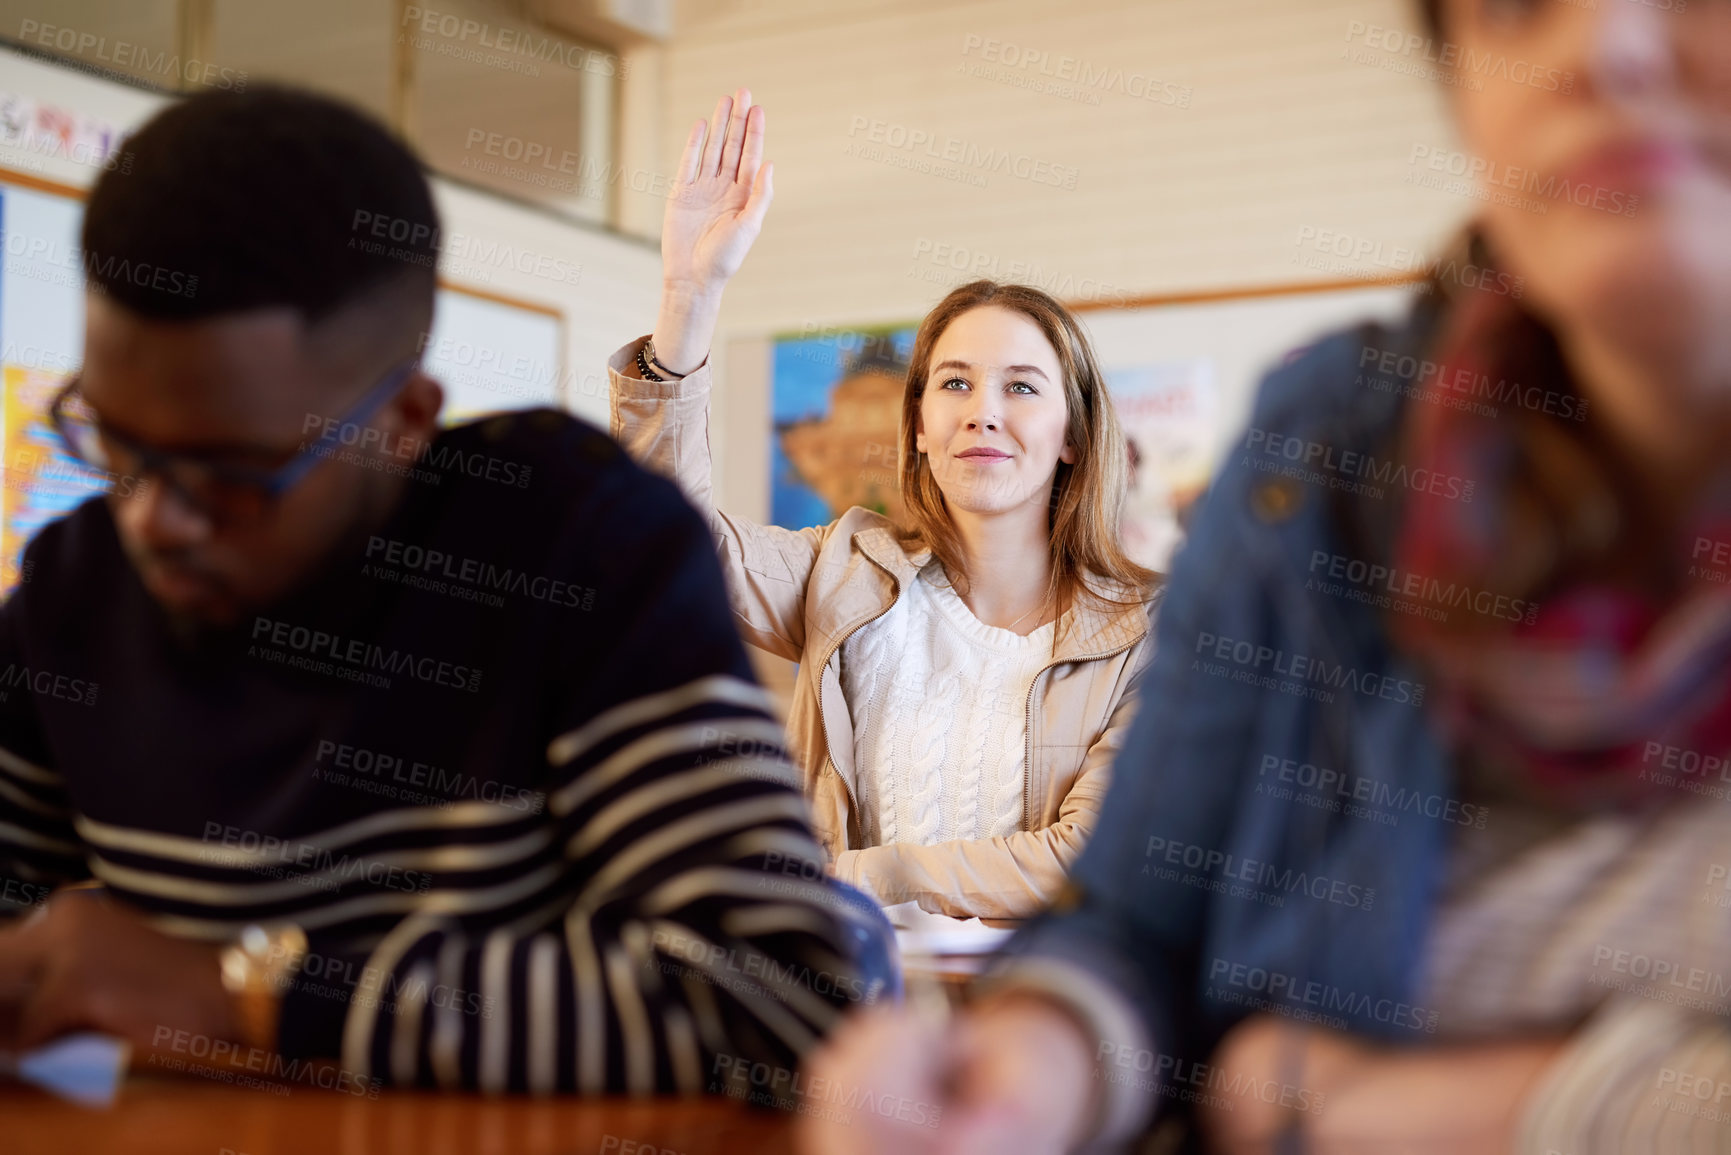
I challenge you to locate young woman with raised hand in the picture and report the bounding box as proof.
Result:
[800,0,1731,1151]
[606,90,1160,921]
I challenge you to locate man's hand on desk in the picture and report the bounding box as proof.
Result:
[0,890,243,1055]
[796,994,1095,1155]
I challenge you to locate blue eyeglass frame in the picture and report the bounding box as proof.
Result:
[49,359,421,510]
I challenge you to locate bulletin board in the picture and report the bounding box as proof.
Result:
[0,163,566,597]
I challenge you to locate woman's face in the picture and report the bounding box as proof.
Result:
[1444,0,1731,357]
[915,305,1076,519]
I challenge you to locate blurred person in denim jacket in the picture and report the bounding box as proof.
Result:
[803,0,1731,1150]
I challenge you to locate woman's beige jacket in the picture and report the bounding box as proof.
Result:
[608,340,1157,918]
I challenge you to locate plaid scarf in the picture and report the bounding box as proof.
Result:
[1390,288,1731,803]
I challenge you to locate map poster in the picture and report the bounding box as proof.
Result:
[770,326,916,530]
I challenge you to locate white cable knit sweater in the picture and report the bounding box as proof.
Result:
[840,563,1055,850]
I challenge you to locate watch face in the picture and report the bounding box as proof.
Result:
[223,925,308,991]
[220,948,251,991]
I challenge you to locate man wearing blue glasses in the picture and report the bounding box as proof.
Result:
[0,86,877,1095]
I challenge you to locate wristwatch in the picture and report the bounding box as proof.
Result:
[219,923,308,1052]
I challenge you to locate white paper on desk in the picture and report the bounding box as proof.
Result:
[882,901,1015,956]
[2,1032,130,1107]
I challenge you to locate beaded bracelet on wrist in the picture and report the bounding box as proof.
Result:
[636,342,667,382]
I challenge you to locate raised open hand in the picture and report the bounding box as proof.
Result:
[662,88,773,296]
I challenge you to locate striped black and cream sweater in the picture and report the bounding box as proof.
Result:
[0,408,865,1092]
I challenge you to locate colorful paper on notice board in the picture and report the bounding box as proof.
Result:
[0,364,106,594]
[1108,359,1216,573]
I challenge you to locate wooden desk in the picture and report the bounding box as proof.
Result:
[6,1077,797,1155]
[901,952,988,993]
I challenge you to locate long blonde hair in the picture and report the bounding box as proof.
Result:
[896,280,1160,624]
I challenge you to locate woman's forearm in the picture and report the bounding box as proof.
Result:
[836,827,1083,919]
[650,280,725,377]
[1205,1019,1566,1155]
[1306,1034,1566,1154]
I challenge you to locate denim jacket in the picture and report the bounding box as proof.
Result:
[997,296,1456,1141]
